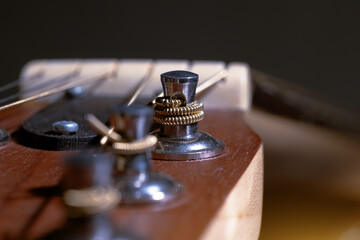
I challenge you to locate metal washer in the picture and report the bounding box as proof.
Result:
[152,131,225,161]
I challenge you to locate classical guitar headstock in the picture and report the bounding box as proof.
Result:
[0,59,262,240]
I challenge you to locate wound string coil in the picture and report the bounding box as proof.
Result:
[153,96,204,126]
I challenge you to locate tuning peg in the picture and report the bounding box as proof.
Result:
[40,152,144,240]
[62,152,120,214]
[110,104,182,204]
[152,70,225,160]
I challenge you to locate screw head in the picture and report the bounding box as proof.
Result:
[52,121,79,134]
[66,86,86,98]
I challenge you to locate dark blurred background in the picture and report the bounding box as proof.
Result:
[1,0,359,112]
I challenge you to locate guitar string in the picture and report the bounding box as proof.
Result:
[196,69,228,95]
[0,63,227,112]
[0,72,77,105]
[0,80,23,93]
[0,61,81,94]
[86,68,229,140]
[0,61,153,110]
[0,62,83,105]
[0,72,113,111]
[126,62,154,106]
[0,64,45,93]
[0,75,38,93]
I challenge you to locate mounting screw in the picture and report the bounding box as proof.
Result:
[0,129,10,146]
[66,86,86,98]
[52,121,79,134]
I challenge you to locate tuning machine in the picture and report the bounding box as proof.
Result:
[108,104,182,204]
[41,152,144,240]
[152,70,225,160]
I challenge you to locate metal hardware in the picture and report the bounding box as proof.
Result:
[20,96,120,151]
[109,104,182,204]
[19,61,154,151]
[66,86,86,98]
[152,70,225,160]
[149,68,228,106]
[0,129,10,146]
[41,152,144,240]
[52,120,79,134]
[62,152,121,216]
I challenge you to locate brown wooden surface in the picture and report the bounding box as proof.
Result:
[0,103,261,240]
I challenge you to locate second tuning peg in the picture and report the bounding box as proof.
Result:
[109,104,182,204]
[41,151,144,240]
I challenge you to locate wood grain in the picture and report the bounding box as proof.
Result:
[0,103,262,240]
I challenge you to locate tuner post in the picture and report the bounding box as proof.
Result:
[62,152,120,217]
[40,152,145,240]
[152,70,225,160]
[110,104,182,204]
[159,71,198,140]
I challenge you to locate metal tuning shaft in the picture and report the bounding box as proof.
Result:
[152,70,225,160]
[41,152,143,240]
[109,104,182,204]
[62,152,120,217]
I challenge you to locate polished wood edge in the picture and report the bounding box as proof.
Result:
[200,144,264,240]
